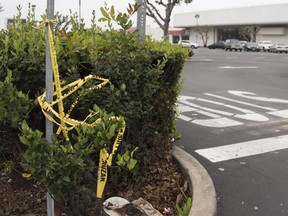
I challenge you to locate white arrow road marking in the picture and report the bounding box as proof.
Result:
[178,114,193,122]
[228,91,288,103]
[192,117,243,128]
[267,110,288,119]
[195,134,288,163]
[177,97,243,127]
[205,93,277,111]
[219,66,258,69]
[177,104,197,112]
[178,92,288,127]
[196,98,269,122]
[195,110,220,118]
[179,96,269,122]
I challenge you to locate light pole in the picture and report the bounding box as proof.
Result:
[137,0,147,41]
[79,0,81,23]
[195,14,200,43]
[31,5,36,22]
[46,0,55,215]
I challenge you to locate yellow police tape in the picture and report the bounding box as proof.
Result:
[37,19,125,198]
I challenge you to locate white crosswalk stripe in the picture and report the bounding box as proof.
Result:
[178,90,288,162]
[195,134,288,163]
[178,90,288,128]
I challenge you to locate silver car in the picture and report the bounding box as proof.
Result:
[269,43,288,53]
[224,39,243,51]
[178,40,199,49]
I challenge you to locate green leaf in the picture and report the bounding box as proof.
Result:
[100,7,109,19]
[116,154,124,166]
[116,13,122,21]
[127,158,137,170]
[19,136,29,145]
[176,197,192,216]
[60,145,67,153]
[130,147,138,157]
[183,197,192,214]
[120,83,126,91]
[98,17,108,22]
[123,151,130,162]
[28,166,36,174]
[110,84,115,91]
[63,176,71,183]
[21,121,29,131]
[110,6,115,19]
[108,124,116,138]
[176,204,183,215]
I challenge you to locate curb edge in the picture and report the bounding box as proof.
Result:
[172,146,218,216]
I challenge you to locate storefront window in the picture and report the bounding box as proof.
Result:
[217,27,245,40]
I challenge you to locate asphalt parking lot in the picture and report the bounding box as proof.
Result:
[177,48,288,216]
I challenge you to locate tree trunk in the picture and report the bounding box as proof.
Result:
[163,23,169,41]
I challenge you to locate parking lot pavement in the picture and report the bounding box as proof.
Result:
[178,48,288,216]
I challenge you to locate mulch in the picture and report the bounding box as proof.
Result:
[0,148,190,216]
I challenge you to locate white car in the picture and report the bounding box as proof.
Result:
[178,40,199,49]
[269,42,288,53]
[258,41,273,52]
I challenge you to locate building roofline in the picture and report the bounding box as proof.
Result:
[173,3,288,28]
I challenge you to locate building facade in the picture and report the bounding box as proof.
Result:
[173,3,288,46]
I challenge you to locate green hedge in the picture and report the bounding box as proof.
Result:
[0,6,188,214]
[0,7,189,162]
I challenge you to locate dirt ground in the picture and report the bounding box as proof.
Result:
[0,148,189,216]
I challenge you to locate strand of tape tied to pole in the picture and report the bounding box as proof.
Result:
[37,19,126,199]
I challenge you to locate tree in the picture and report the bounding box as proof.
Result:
[55,11,71,31]
[195,25,212,47]
[240,26,260,42]
[146,0,193,40]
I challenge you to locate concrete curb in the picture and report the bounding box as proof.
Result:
[172,146,217,216]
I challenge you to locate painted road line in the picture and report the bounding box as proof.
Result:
[180,96,269,122]
[195,134,288,163]
[196,98,269,122]
[177,103,198,112]
[192,117,243,128]
[195,110,221,118]
[177,100,244,127]
[204,93,277,111]
[200,59,213,62]
[267,110,288,119]
[225,57,238,59]
[219,66,258,69]
[178,114,193,122]
[228,90,288,103]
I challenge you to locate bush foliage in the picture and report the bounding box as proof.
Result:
[0,4,188,215]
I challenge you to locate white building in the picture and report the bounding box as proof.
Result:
[146,25,164,41]
[173,3,288,46]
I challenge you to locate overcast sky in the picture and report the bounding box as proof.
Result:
[0,0,287,29]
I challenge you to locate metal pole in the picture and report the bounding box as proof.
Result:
[32,5,36,22]
[46,0,55,215]
[195,14,200,43]
[136,0,146,40]
[79,0,81,23]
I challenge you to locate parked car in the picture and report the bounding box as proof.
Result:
[269,43,288,53]
[240,40,248,47]
[243,42,260,52]
[258,41,273,52]
[208,41,225,49]
[224,39,243,51]
[178,40,199,49]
